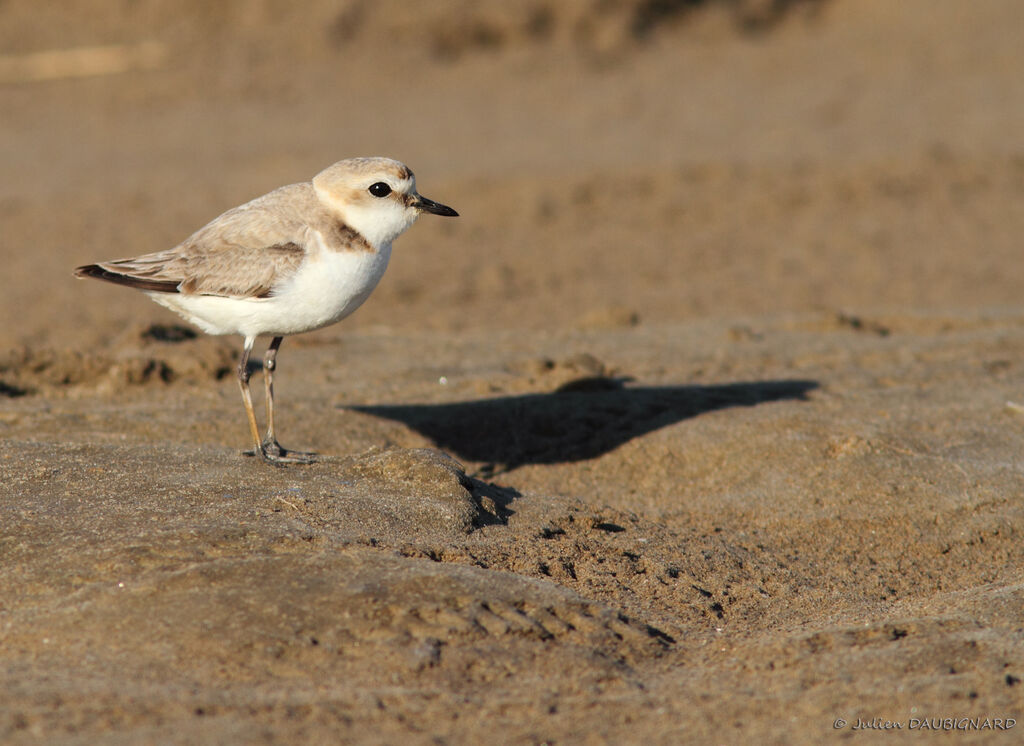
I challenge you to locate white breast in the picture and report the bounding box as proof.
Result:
[268,240,393,334]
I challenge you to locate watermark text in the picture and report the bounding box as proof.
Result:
[833,716,1016,732]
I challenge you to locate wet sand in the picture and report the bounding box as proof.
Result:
[2,1,1024,743]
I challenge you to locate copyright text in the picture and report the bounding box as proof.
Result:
[833,716,1016,732]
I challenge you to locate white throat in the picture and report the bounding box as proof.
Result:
[314,185,419,249]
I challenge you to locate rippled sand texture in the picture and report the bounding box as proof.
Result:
[2,1,1024,743]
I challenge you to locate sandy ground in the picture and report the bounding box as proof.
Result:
[2,0,1024,742]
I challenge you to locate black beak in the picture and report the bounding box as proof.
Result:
[414,195,459,217]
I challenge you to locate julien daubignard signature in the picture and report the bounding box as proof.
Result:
[834,716,1016,731]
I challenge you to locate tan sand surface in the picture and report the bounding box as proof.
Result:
[2,0,1023,742]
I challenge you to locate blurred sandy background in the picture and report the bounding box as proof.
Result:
[2,1,1024,743]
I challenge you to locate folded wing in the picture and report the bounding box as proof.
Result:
[74,184,316,299]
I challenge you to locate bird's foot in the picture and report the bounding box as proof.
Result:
[244,438,317,465]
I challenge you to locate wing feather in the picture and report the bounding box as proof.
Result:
[76,184,321,299]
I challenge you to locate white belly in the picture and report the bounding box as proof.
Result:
[148,244,392,338]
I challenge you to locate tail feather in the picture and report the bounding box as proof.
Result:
[74,264,181,294]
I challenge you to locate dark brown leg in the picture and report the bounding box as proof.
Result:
[259,336,316,464]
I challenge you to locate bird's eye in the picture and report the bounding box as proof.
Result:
[368,182,392,198]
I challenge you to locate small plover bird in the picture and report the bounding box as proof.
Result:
[75,157,457,464]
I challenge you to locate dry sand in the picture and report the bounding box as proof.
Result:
[2,0,1024,742]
